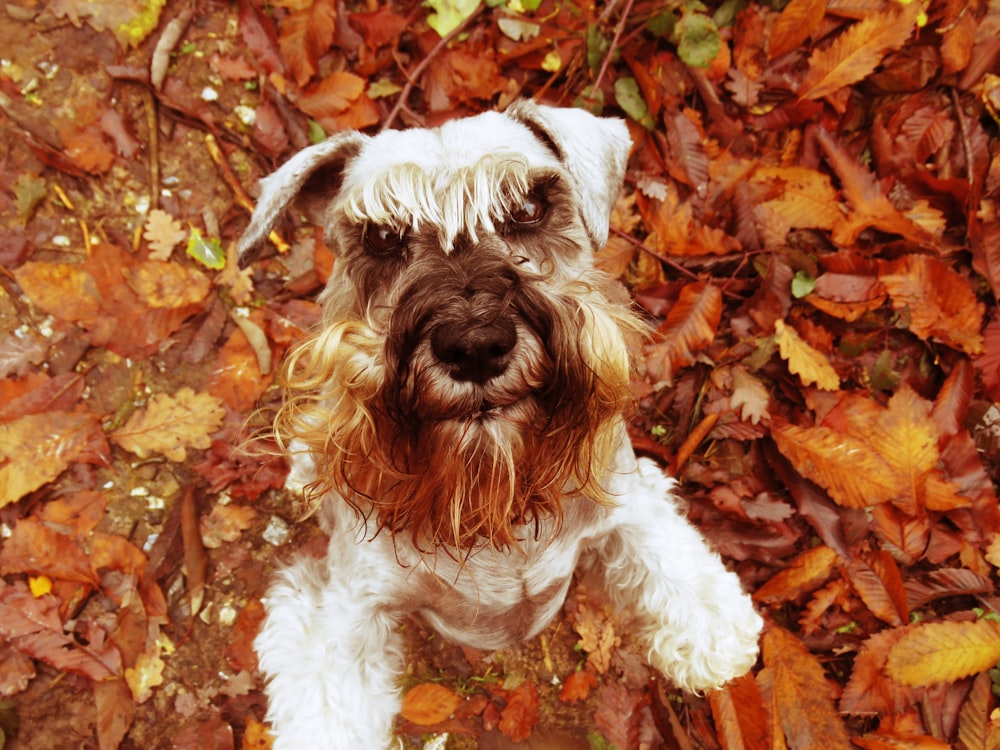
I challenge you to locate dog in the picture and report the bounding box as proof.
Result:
[238,100,763,748]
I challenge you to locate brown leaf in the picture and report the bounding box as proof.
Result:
[498,681,539,742]
[0,412,109,507]
[200,503,257,549]
[845,550,908,626]
[400,683,463,726]
[180,487,207,617]
[111,388,225,462]
[956,671,1000,750]
[0,516,98,585]
[754,545,839,605]
[799,3,919,101]
[278,0,337,86]
[298,72,380,132]
[645,282,722,386]
[767,0,826,60]
[559,670,597,702]
[709,672,770,750]
[94,677,136,750]
[143,209,188,260]
[841,626,916,715]
[764,624,853,749]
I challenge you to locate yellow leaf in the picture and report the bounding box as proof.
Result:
[886,619,1000,687]
[799,3,919,101]
[754,166,842,231]
[772,422,897,508]
[124,647,165,703]
[111,388,225,462]
[29,575,53,597]
[125,261,211,309]
[774,319,840,390]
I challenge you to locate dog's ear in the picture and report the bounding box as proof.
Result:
[505,100,631,250]
[238,132,366,265]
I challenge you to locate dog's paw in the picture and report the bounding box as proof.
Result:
[645,586,763,693]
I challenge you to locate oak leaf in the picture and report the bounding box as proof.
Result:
[124,647,165,703]
[498,681,539,742]
[143,209,187,260]
[774,319,840,391]
[645,282,722,386]
[400,683,463,725]
[559,670,597,702]
[278,0,337,86]
[200,503,257,549]
[799,3,919,101]
[731,366,770,425]
[764,624,853,749]
[111,388,225,462]
[885,619,1000,687]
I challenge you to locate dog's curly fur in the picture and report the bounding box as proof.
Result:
[240,100,762,749]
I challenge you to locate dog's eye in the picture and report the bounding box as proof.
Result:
[509,194,547,225]
[364,225,406,255]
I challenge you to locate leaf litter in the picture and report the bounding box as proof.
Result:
[0,0,999,748]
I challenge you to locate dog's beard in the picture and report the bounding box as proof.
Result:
[273,237,639,551]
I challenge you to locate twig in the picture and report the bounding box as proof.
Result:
[142,86,159,211]
[381,3,487,131]
[610,226,700,281]
[592,0,634,97]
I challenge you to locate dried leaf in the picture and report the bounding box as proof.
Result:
[768,0,827,60]
[0,517,98,585]
[731,367,770,425]
[709,672,769,750]
[885,619,1000,687]
[111,388,225,462]
[144,209,187,260]
[125,260,211,309]
[956,671,1000,750]
[645,282,722,386]
[845,550,908,626]
[498,681,539,742]
[124,647,165,703]
[400,683,463,725]
[774,319,840,391]
[799,3,919,101]
[200,503,257,549]
[559,670,597,702]
[765,624,853,749]
[0,412,108,507]
[754,545,839,605]
[278,0,337,86]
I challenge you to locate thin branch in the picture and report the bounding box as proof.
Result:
[381,3,488,131]
[592,0,634,97]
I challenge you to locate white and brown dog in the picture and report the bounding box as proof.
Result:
[239,100,762,748]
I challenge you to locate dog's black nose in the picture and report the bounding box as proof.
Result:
[431,319,517,382]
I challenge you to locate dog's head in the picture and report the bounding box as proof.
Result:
[241,101,640,550]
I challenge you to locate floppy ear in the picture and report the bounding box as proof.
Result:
[238,131,367,262]
[505,100,631,250]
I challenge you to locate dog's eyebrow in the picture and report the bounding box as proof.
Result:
[516,119,565,164]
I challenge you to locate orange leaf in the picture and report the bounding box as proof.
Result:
[764,624,853,749]
[0,412,108,507]
[559,670,597,702]
[400,683,463,725]
[644,282,722,385]
[841,626,917,715]
[845,550,908,626]
[709,672,770,750]
[754,545,839,605]
[799,3,919,101]
[125,260,210,309]
[956,671,1000,750]
[0,516,99,585]
[768,0,826,60]
[774,319,840,391]
[498,681,539,742]
[14,261,103,325]
[885,619,1000,687]
[278,0,337,86]
[754,166,842,232]
[299,72,380,132]
[772,421,897,508]
[878,255,985,355]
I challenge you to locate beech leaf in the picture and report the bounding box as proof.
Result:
[400,683,463,725]
[885,619,1000,687]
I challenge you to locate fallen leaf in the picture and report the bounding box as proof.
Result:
[498,680,539,742]
[144,209,188,260]
[885,619,1000,687]
[400,683,463,725]
[645,282,723,386]
[111,388,225,462]
[754,545,838,605]
[124,647,165,703]
[709,672,769,750]
[559,670,597,702]
[774,319,840,390]
[200,503,257,549]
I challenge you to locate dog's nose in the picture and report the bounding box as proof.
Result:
[431,319,517,382]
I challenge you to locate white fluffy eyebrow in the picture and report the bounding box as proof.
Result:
[340,153,532,251]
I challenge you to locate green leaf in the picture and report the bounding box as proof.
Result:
[676,12,721,68]
[614,77,655,130]
[186,227,226,270]
[586,24,610,73]
[307,119,327,144]
[791,270,815,298]
[115,0,167,48]
[425,0,480,37]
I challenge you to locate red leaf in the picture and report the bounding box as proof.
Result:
[559,670,597,702]
[278,0,337,86]
[709,672,770,750]
[644,282,723,385]
[845,550,909,627]
[0,517,98,585]
[498,681,539,742]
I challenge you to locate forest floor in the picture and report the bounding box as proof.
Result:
[1,0,999,749]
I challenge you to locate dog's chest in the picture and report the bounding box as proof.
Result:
[404,503,609,650]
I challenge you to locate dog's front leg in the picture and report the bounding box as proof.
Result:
[255,552,404,749]
[597,458,763,692]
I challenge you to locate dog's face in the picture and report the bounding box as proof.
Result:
[241,102,639,550]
